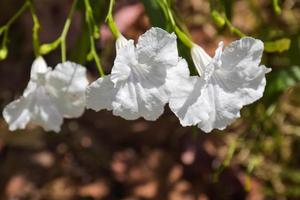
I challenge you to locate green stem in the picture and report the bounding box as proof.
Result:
[216,0,246,38]
[5,1,29,29]
[0,1,30,47]
[106,0,121,38]
[175,27,193,49]
[88,31,104,76]
[161,0,193,49]
[0,27,6,36]
[2,27,8,48]
[164,0,176,27]
[61,0,78,62]
[84,0,105,76]
[224,17,246,38]
[28,0,40,57]
[272,0,281,15]
[213,139,237,182]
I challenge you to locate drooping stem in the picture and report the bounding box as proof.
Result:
[61,0,78,62]
[0,1,30,50]
[160,0,193,49]
[106,0,121,38]
[38,0,78,61]
[2,1,30,31]
[84,0,105,77]
[28,0,41,57]
[272,0,282,15]
[216,0,246,38]
[224,17,246,38]
[213,139,237,182]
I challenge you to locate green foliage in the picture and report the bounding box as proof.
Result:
[264,38,291,53]
[140,0,167,28]
[272,0,282,15]
[70,27,90,64]
[265,66,300,103]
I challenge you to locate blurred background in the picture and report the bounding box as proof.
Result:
[0,0,300,199]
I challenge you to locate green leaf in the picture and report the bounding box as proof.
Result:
[291,66,300,80]
[140,0,167,28]
[264,65,300,103]
[264,38,291,53]
[70,23,90,64]
[281,168,300,183]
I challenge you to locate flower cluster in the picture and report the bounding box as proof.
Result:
[2,27,270,133]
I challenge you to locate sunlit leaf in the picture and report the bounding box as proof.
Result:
[264,38,291,53]
[272,0,282,15]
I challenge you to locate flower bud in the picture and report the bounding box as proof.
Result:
[39,39,61,55]
[86,51,93,61]
[0,47,8,60]
[211,10,225,28]
[40,44,53,55]
[190,44,212,76]
[93,26,100,39]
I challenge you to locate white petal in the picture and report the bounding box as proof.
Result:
[3,88,63,133]
[103,27,181,121]
[197,37,271,132]
[111,63,169,120]
[115,35,130,53]
[202,42,223,81]
[86,75,117,111]
[112,81,168,121]
[166,58,191,82]
[112,29,173,89]
[112,82,140,120]
[136,27,178,67]
[191,43,212,76]
[215,37,271,105]
[23,81,38,97]
[168,75,211,126]
[196,82,243,132]
[2,97,31,131]
[221,37,264,71]
[46,62,89,118]
[29,87,63,132]
[111,40,135,85]
[30,56,49,80]
[24,57,50,97]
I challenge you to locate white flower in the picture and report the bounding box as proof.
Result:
[169,37,271,133]
[86,27,183,120]
[115,34,129,53]
[2,57,88,132]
